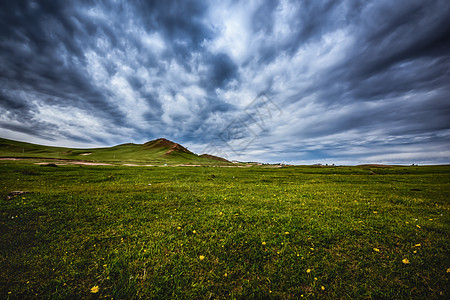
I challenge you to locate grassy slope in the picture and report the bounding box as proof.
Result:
[0,162,449,299]
[0,137,224,165]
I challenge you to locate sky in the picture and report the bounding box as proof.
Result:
[1,0,449,165]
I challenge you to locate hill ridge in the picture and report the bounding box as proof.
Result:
[143,138,192,155]
[0,137,230,165]
[200,153,231,163]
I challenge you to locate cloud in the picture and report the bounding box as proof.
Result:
[0,0,449,164]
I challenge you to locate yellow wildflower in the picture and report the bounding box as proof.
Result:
[306,269,311,273]
[414,243,421,247]
[262,242,266,245]
[285,231,290,235]
[373,248,380,252]
[402,258,410,264]
[199,255,205,260]
[193,230,197,234]
[90,286,99,293]
[416,225,421,228]
[321,286,325,290]
[177,226,181,230]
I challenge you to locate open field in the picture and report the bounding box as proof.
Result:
[1,161,449,299]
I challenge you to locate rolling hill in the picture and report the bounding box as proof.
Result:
[0,137,231,165]
[199,153,231,163]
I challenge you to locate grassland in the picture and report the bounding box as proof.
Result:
[0,137,226,165]
[0,161,449,299]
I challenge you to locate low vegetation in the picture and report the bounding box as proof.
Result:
[1,161,449,299]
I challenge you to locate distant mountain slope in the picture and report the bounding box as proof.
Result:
[143,138,192,155]
[0,137,230,165]
[200,153,231,163]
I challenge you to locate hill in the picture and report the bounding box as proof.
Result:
[199,153,231,163]
[0,137,230,165]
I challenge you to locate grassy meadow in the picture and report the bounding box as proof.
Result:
[0,161,449,299]
[0,137,225,165]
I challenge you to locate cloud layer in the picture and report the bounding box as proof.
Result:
[1,0,449,164]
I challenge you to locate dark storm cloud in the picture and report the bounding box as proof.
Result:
[0,0,128,134]
[0,122,50,138]
[285,0,341,50]
[248,0,343,65]
[347,1,450,79]
[131,0,213,67]
[0,0,449,163]
[272,1,450,153]
[0,90,30,112]
[136,0,211,43]
[204,53,239,89]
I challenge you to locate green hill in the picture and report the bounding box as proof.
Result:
[199,153,231,163]
[0,137,229,165]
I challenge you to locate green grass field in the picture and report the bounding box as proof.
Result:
[1,161,449,299]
